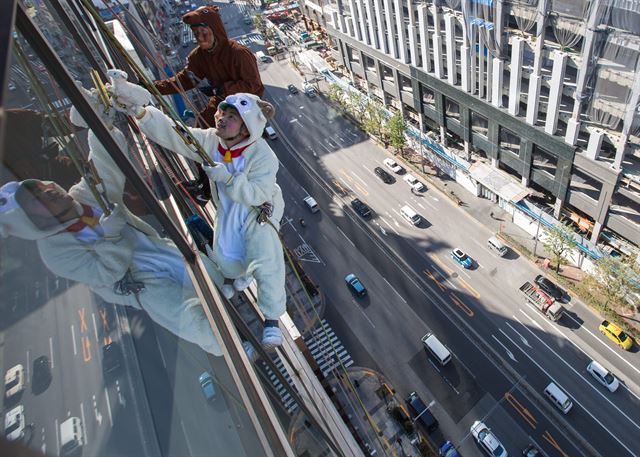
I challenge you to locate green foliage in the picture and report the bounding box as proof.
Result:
[541,221,577,273]
[594,256,640,310]
[363,99,386,139]
[327,83,346,114]
[386,111,407,154]
[345,90,365,122]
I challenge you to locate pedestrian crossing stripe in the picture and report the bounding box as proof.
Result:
[263,319,353,414]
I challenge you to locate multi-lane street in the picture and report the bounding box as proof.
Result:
[257,52,640,456]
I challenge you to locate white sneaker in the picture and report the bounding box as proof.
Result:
[233,275,254,292]
[221,284,235,299]
[261,326,283,351]
[242,341,258,362]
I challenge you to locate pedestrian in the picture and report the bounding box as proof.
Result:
[154,5,265,205]
[109,75,287,350]
[490,211,494,219]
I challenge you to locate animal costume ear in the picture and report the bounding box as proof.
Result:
[257,100,276,120]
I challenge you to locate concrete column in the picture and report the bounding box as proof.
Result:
[444,13,457,85]
[373,0,387,53]
[432,5,444,78]
[590,221,603,243]
[478,42,486,98]
[553,196,563,219]
[418,5,431,72]
[394,0,407,63]
[407,0,419,66]
[355,0,369,44]
[521,176,529,186]
[526,38,544,125]
[364,0,378,48]
[491,157,499,168]
[613,58,640,169]
[348,0,361,40]
[565,118,580,145]
[544,51,567,135]
[586,128,605,161]
[440,125,447,146]
[485,50,493,102]
[460,21,471,92]
[492,57,503,107]
[384,0,397,58]
[508,37,524,115]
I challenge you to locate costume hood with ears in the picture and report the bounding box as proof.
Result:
[218,93,275,144]
[0,181,78,241]
[69,83,115,129]
[182,5,228,50]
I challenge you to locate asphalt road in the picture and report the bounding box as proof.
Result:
[258,53,640,457]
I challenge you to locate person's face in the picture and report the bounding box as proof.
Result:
[192,26,215,50]
[22,180,76,223]
[214,107,247,141]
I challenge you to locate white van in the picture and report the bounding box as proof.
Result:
[256,51,268,62]
[264,125,277,139]
[401,205,421,226]
[487,236,508,257]
[60,417,83,456]
[303,196,319,213]
[544,382,573,414]
[421,332,452,366]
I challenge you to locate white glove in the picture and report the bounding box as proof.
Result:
[99,203,127,238]
[69,83,115,129]
[203,163,232,183]
[106,69,153,117]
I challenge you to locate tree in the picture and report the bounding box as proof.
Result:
[345,90,365,123]
[386,111,407,155]
[594,256,640,311]
[541,221,577,273]
[327,83,345,114]
[363,99,386,140]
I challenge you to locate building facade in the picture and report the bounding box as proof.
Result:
[310,0,640,252]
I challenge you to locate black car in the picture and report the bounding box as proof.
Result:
[374,167,395,184]
[32,356,52,394]
[287,84,299,94]
[534,275,563,301]
[351,198,371,218]
[102,342,123,379]
[406,391,439,433]
[522,444,542,456]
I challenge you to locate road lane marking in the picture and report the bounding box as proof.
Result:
[424,269,446,291]
[71,324,77,356]
[350,170,368,187]
[504,392,537,428]
[82,336,92,362]
[336,225,355,248]
[49,337,54,369]
[80,401,88,445]
[55,419,59,456]
[542,430,570,457]
[105,388,114,427]
[457,277,480,299]
[354,182,369,196]
[92,312,99,342]
[449,292,474,317]
[492,334,518,362]
[380,217,399,235]
[503,322,638,456]
[383,278,407,303]
[429,359,460,394]
[516,309,640,432]
[351,299,376,328]
[26,350,30,382]
[339,169,352,182]
[79,308,88,333]
[338,177,355,194]
[429,255,453,277]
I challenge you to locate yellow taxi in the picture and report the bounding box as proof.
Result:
[599,320,633,350]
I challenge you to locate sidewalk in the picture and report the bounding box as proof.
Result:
[290,366,436,457]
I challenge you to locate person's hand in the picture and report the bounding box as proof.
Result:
[106,69,153,117]
[99,203,127,239]
[202,163,231,183]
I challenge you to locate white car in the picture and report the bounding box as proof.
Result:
[470,421,508,457]
[4,364,25,399]
[403,174,425,191]
[4,405,25,441]
[383,158,404,174]
[587,360,619,392]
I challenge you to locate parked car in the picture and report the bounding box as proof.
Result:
[439,441,461,457]
[522,443,542,456]
[534,275,564,301]
[351,198,371,218]
[345,273,367,297]
[374,166,395,184]
[470,421,507,457]
[32,356,52,394]
[383,157,404,174]
[4,405,25,441]
[599,320,633,350]
[451,248,473,269]
[287,83,299,94]
[403,174,425,192]
[199,371,216,401]
[4,364,25,399]
[406,391,439,433]
[586,360,619,392]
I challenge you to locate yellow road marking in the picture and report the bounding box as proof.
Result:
[543,430,570,457]
[82,335,92,362]
[424,269,446,291]
[78,308,88,333]
[505,392,536,428]
[354,182,369,196]
[332,179,348,195]
[449,292,475,317]
[340,169,353,182]
[457,277,481,299]
[429,255,453,276]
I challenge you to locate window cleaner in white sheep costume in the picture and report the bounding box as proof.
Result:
[107,70,286,349]
[0,89,259,359]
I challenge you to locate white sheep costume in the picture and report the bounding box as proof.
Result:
[0,120,224,357]
[134,94,287,326]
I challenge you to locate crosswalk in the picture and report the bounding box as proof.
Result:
[232,32,263,47]
[181,24,194,45]
[263,319,354,414]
